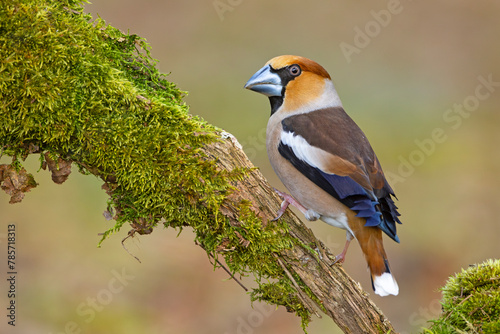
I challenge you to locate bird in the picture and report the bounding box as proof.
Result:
[244,55,402,297]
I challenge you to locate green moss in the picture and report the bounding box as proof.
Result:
[251,278,311,332]
[0,0,221,236]
[220,201,293,275]
[0,0,311,329]
[422,259,500,333]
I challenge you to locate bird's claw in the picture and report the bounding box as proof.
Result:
[330,238,351,266]
[272,188,291,221]
[332,254,346,265]
[272,188,319,221]
[271,199,289,221]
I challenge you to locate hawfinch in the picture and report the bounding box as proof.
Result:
[244,55,402,297]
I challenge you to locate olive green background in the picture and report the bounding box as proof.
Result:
[1,1,499,333]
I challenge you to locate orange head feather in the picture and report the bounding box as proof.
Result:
[266,55,331,80]
[267,56,335,113]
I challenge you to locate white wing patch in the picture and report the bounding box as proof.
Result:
[280,130,333,174]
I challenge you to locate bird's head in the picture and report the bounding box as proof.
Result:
[244,55,342,115]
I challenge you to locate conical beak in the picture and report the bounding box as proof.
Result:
[244,64,283,97]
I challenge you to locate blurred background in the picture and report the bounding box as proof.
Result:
[1,1,499,333]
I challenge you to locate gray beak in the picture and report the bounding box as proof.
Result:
[244,64,283,97]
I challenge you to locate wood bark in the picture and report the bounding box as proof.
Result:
[204,132,395,334]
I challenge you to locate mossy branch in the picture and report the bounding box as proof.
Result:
[421,259,500,334]
[0,1,397,333]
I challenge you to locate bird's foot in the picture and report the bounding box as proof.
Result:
[272,197,290,221]
[272,188,320,221]
[331,238,352,265]
[332,253,346,265]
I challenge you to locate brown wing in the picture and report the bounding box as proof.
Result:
[281,107,387,193]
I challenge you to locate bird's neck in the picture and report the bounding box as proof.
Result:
[272,80,343,116]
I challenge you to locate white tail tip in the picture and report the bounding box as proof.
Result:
[373,272,399,296]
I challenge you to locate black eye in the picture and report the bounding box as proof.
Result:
[289,64,301,77]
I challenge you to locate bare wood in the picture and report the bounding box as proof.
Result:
[205,132,395,334]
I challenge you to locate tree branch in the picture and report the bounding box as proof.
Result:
[0,1,395,332]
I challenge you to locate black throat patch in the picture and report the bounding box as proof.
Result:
[268,65,300,116]
[269,96,283,116]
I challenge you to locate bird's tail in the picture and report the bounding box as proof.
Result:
[369,257,399,297]
[353,222,399,296]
